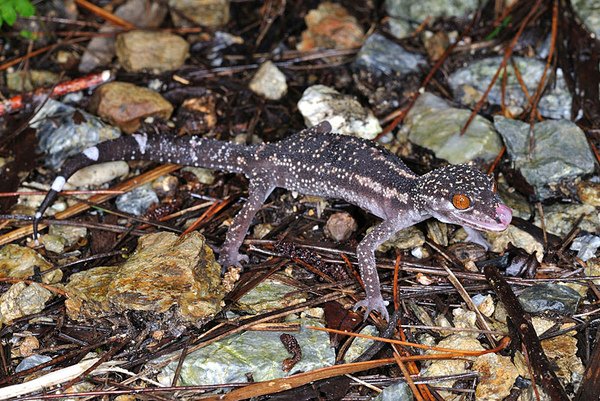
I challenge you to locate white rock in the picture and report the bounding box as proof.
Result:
[249,61,287,100]
[67,161,130,187]
[297,85,382,139]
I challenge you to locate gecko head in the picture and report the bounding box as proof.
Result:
[414,164,512,232]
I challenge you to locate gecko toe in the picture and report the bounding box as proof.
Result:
[353,296,390,321]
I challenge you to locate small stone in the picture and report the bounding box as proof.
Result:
[89,82,174,133]
[571,235,600,262]
[15,354,53,373]
[175,95,218,135]
[404,92,503,164]
[343,325,378,362]
[486,225,544,262]
[67,161,130,188]
[249,61,288,100]
[115,185,159,216]
[297,2,364,51]
[518,283,581,315]
[182,166,216,185]
[373,381,413,401]
[252,223,273,240]
[472,353,519,401]
[354,33,427,76]
[152,175,179,198]
[169,0,230,28]
[6,69,61,92]
[584,258,600,285]
[377,225,425,252]
[324,212,357,242]
[0,245,62,284]
[472,294,495,317]
[0,282,53,325]
[536,203,599,238]
[541,335,584,387]
[298,85,381,140]
[116,30,189,73]
[18,336,40,357]
[39,234,67,254]
[577,180,600,207]
[494,117,595,200]
[423,30,449,61]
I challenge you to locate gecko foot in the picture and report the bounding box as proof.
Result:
[218,251,249,269]
[353,295,390,321]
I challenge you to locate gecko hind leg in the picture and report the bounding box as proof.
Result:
[218,176,275,270]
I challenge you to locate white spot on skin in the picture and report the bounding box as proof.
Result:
[51,176,66,192]
[133,133,148,154]
[83,146,99,161]
[35,212,42,219]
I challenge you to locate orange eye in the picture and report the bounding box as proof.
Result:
[452,194,471,210]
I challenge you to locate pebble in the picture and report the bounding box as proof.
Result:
[169,0,230,28]
[116,30,189,73]
[518,283,581,315]
[249,61,287,100]
[324,212,357,242]
[115,185,159,216]
[297,2,364,51]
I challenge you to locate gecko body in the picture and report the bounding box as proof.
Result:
[33,121,512,320]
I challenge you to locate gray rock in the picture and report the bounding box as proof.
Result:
[571,235,600,262]
[385,0,478,38]
[154,317,335,385]
[31,99,121,170]
[374,381,414,401]
[15,354,53,373]
[494,117,595,199]
[115,185,159,216]
[572,0,600,37]
[518,283,581,315]
[449,57,572,120]
[404,92,503,163]
[354,33,427,76]
[169,0,229,28]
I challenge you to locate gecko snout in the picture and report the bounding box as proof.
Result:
[495,204,512,229]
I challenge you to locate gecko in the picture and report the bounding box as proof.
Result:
[33,121,512,321]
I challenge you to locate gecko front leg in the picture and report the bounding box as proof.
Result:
[353,218,415,321]
[219,174,275,269]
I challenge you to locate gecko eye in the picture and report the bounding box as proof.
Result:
[452,194,471,210]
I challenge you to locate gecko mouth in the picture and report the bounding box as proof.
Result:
[452,204,513,231]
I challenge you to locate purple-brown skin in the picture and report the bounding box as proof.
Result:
[33,121,512,321]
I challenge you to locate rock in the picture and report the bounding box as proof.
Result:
[570,235,600,262]
[115,185,159,216]
[89,82,174,133]
[354,33,427,76]
[169,0,229,28]
[298,85,381,139]
[15,354,52,373]
[152,175,179,197]
[249,61,288,100]
[32,99,121,169]
[116,30,189,73]
[377,225,425,252]
[535,203,599,238]
[343,325,378,362]
[494,117,595,200]
[385,0,479,38]
[577,180,600,207]
[472,353,519,401]
[373,381,414,401]
[584,258,600,285]
[0,282,53,325]
[471,294,495,317]
[182,166,216,185]
[175,95,218,134]
[541,335,584,387]
[450,57,572,119]
[154,317,334,385]
[79,0,168,72]
[324,212,357,242]
[236,275,307,314]
[297,2,365,51]
[486,225,544,262]
[6,69,61,92]
[518,283,581,315]
[67,161,130,188]
[404,92,503,163]
[0,245,62,284]
[423,30,449,61]
[64,232,224,324]
[572,0,600,37]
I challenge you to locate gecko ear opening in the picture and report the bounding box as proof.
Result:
[452,194,471,210]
